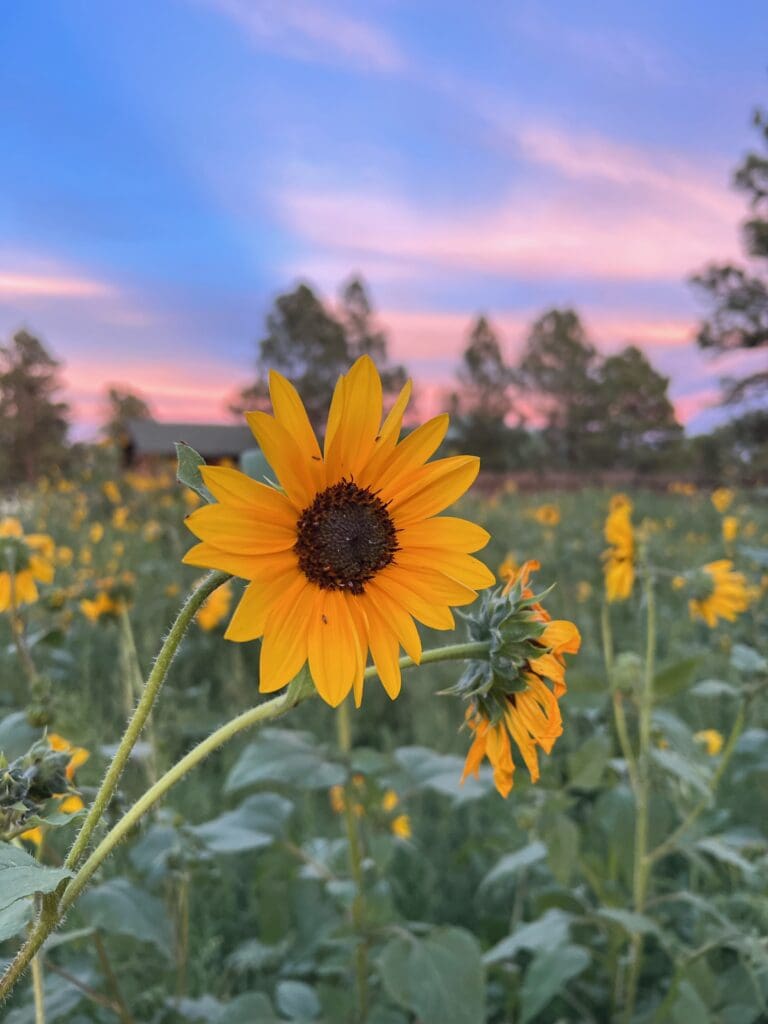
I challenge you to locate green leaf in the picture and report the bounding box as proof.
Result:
[654,657,700,701]
[695,837,755,877]
[651,748,712,799]
[567,734,611,789]
[484,909,573,965]
[0,712,41,762]
[730,643,767,675]
[189,794,293,855]
[738,544,768,567]
[519,944,591,1024]
[219,994,280,1023]
[0,844,72,911]
[479,841,547,890]
[226,938,289,974]
[542,813,580,885]
[0,898,33,942]
[393,746,494,802]
[379,927,485,1024]
[225,729,345,792]
[276,980,321,1021]
[596,907,660,936]
[5,974,86,1024]
[79,878,173,954]
[175,442,215,503]
[691,679,740,699]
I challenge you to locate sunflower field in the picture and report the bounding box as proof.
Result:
[0,377,766,1023]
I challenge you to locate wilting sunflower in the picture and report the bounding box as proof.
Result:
[0,518,55,613]
[602,495,635,602]
[21,733,89,847]
[460,561,581,798]
[688,560,750,627]
[184,356,494,706]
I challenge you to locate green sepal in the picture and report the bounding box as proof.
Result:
[175,443,215,504]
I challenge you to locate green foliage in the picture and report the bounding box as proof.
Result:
[102,386,152,448]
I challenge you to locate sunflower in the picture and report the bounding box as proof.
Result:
[711,487,734,514]
[694,729,724,757]
[688,560,750,627]
[184,356,494,706]
[0,518,55,613]
[196,580,233,631]
[602,495,634,602]
[460,561,580,798]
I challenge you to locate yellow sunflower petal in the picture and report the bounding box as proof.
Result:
[390,456,480,527]
[259,580,315,693]
[325,355,383,481]
[307,590,359,707]
[29,556,54,585]
[364,414,449,493]
[185,505,295,554]
[224,576,296,642]
[387,564,477,608]
[183,544,297,582]
[360,587,422,664]
[396,516,490,553]
[394,549,495,590]
[0,574,10,613]
[374,570,456,630]
[363,600,402,700]
[245,411,316,509]
[199,466,297,523]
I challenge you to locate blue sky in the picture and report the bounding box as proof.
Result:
[2,0,767,432]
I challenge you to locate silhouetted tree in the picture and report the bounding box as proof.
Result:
[448,316,517,469]
[102,387,152,448]
[692,106,768,405]
[0,331,70,484]
[235,278,409,434]
[594,345,683,468]
[516,309,600,467]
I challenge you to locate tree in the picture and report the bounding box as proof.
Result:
[595,346,683,469]
[448,316,517,469]
[0,330,70,484]
[692,107,768,405]
[338,276,408,400]
[102,387,152,448]
[515,309,601,467]
[235,278,409,435]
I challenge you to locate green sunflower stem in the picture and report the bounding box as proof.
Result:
[0,638,490,1004]
[337,700,370,1024]
[623,568,656,1024]
[65,570,230,871]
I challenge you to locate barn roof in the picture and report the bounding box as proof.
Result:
[126,420,254,458]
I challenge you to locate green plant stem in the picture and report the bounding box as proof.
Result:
[94,931,135,1024]
[118,606,159,786]
[64,571,229,872]
[602,602,640,796]
[622,571,656,1024]
[337,700,369,1024]
[647,700,747,865]
[0,639,490,1004]
[30,951,45,1024]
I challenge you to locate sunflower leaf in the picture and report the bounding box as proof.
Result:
[175,443,215,503]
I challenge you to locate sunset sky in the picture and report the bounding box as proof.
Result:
[2,1,767,434]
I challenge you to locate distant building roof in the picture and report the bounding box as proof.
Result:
[126,419,254,459]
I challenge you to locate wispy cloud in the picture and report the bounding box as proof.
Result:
[512,8,671,83]
[196,0,406,73]
[0,272,113,299]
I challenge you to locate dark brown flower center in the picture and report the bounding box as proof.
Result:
[295,480,398,594]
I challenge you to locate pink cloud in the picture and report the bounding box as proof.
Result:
[672,387,720,424]
[197,0,406,73]
[0,272,112,300]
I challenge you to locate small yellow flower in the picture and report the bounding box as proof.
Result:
[329,785,346,814]
[671,575,687,591]
[603,497,634,602]
[89,523,104,544]
[102,481,121,504]
[143,520,162,542]
[0,518,55,612]
[391,814,411,839]
[381,790,399,813]
[112,507,129,530]
[711,488,734,514]
[694,729,724,756]
[80,546,92,566]
[668,482,696,496]
[184,489,202,509]
[722,516,739,544]
[532,504,560,527]
[689,561,750,628]
[576,581,592,603]
[80,591,120,622]
[56,546,74,567]
[196,581,233,631]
